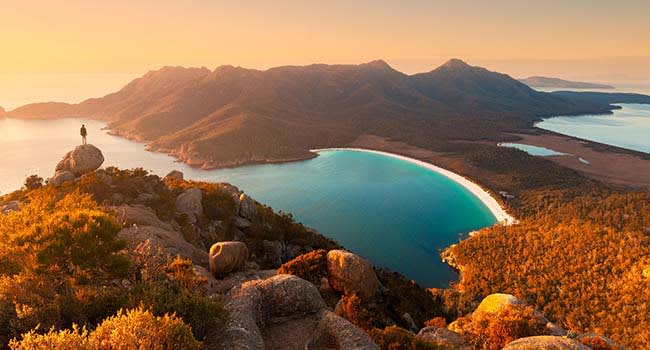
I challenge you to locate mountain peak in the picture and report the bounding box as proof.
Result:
[438,58,472,70]
[363,59,393,70]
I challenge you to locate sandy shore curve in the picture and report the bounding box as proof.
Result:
[311,147,516,225]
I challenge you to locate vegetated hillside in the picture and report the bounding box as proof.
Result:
[0,167,340,349]
[445,187,650,349]
[520,76,614,89]
[7,59,633,168]
[1,168,626,350]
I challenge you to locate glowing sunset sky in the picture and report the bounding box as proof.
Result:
[1,0,649,108]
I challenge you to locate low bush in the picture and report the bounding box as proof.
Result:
[10,308,201,350]
[277,249,328,285]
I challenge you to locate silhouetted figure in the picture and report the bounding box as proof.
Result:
[80,124,88,145]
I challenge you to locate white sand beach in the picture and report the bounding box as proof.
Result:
[311,148,516,225]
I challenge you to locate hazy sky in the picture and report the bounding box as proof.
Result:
[1,0,650,107]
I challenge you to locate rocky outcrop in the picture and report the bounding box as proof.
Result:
[473,293,524,315]
[175,188,203,224]
[55,144,104,176]
[0,201,20,215]
[113,204,207,265]
[417,327,469,350]
[239,193,258,219]
[217,274,377,350]
[164,170,184,181]
[307,310,379,350]
[209,241,249,277]
[49,170,76,186]
[326,250,380,298]
[502,336,590,350]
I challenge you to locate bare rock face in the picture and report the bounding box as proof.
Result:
[307,310,379,350]
[175,188,203,224]
[326,250,380,298]
[164,170,184,181]
[55,144,104,176]
[417,327,469,350]
[239,193,258,219]
[118,225,208,266]
[113,204,207,265]
[49,170,76,186]
[502,336,591,350]
[218,274,378,350]
[209,241,249,277]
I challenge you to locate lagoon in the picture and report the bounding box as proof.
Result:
[498,143,567,156]
[0,117,498,287]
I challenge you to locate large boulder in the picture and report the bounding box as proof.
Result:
[175,188,203,224]
[502,336,590,350]
[55,144,104,176]
[474,293,524,315]
[327,250,380,298]
[256,274,326,318]
[209,241,249,277]
[49,170,76,186]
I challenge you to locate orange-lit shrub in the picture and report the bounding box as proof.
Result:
[277,249,328,285]
[10,308,201,350]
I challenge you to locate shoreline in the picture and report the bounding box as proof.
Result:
[311,147,516,225]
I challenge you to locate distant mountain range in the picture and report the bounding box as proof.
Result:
[7,59,649,168]
[520,76,615,89]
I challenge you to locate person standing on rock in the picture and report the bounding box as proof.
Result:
[80,124,88,145]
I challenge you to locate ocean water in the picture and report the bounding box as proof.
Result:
[0,118,497,287]
[536,104,650,154]
[498,142,567,156]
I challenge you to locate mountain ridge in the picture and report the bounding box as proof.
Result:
[6,58,646,169]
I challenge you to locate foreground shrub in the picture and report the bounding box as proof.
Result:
[9,325,89,350]
[88,308,201,350]
[10,308,201,350]
[128,280,227,341]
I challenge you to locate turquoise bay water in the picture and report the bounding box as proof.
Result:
[0,118,497,287]
[536,104,650,154]
[498,143,567,156]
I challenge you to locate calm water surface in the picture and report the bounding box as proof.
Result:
[499,143,567,156]
[536,104,650,154]
[0,118,496,287]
